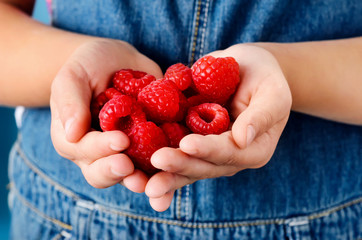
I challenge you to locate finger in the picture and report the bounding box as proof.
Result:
[50,60,92,143]
[79,153,134,189]
[151,147,235,179]
[134,55,164,79]
[231,85,291,149]
[122,169,149,193]
[148,190,175,212]
[179,132,241,166]
[146,172,190,200]
[52,117,130,164]
[180,129,280,169]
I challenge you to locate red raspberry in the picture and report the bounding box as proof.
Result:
[173,91,189,122]
[161,123,190,148]
[186,103,230,135]
[191,56,240,104]
[164,63,192,91]
[120,101,147,135]
[99,95,146,134]
[112,69,155,98]
[104,87,123,99]
[125,122,168,175]
[187,94,208,108]
[138,79,181,123]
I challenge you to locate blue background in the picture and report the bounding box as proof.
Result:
[0,1,50,239]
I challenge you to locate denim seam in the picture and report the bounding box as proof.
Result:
[11,183,73,231]
[176,188,182,220]
[199,0,211,57]
[94,198,362,228]
[189,0,202,65]
[14,140,81,201]
[95,203,285,228]
[185,185,190,221]
[308,197,362,221]
[14,138,362,229]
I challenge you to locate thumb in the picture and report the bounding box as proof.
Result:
[231,89,290,149]
[50,61,92,143]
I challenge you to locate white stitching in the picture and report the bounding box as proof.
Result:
[199,0,211,57]
[185,185,190,221]
[14,141,81,200]
[308,197,362,220]
[11,183,72,230]
[188,0,202,65]
[13,139,362,229]
[176,188,182,220]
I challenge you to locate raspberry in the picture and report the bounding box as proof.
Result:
[112,69,155,98]
[173,91,189,122]
[99,95,146,134]
[164,63,192,91]
[138,79,181,123]
[191,56,240,104]
[161,123,190,148]
[125,122,168,175]
[186,103,230,135]
[104,87,123,99]
[124,102,147,134]
[187,94,208,108]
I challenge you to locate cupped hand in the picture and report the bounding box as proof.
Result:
[50,39,163,192]
[145,44,292,211]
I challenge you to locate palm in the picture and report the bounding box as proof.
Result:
[50,39,163,193]
[145,44,292,212]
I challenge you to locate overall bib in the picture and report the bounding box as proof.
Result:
[9,1,362,239]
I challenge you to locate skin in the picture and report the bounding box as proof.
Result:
[1,1,361,212]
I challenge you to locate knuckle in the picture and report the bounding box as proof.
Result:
[51,140,75,161]
[221,152,239,166]
[82,170,106,189]
[260,110,273,130]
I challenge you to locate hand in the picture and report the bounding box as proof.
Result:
[145,44,292,211]
[50,39,163,192]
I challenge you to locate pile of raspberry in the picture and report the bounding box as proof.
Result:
[91,56,240,175]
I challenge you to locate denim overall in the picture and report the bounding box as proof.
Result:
[9,1,362,239]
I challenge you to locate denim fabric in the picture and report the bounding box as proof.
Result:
[9,138,362,239]
[10,0,362,239]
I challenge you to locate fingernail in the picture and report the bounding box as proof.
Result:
[111,167,127,177]
[246,125,256,147]
[180,143,198,155]
[110,144,122,152]
[64,118,75,137]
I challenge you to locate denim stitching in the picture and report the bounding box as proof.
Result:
[199,0,211,57]
[11,183,73,230]
[95,197,362,229]
[14,139,362,229]
[14,140,81,200]
[185,185,190,221]
[189,0,202,65]
[176,188,182,220]
[308,197,362,220]
[95,202,285,228]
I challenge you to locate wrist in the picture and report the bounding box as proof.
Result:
[247,42,302,112]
